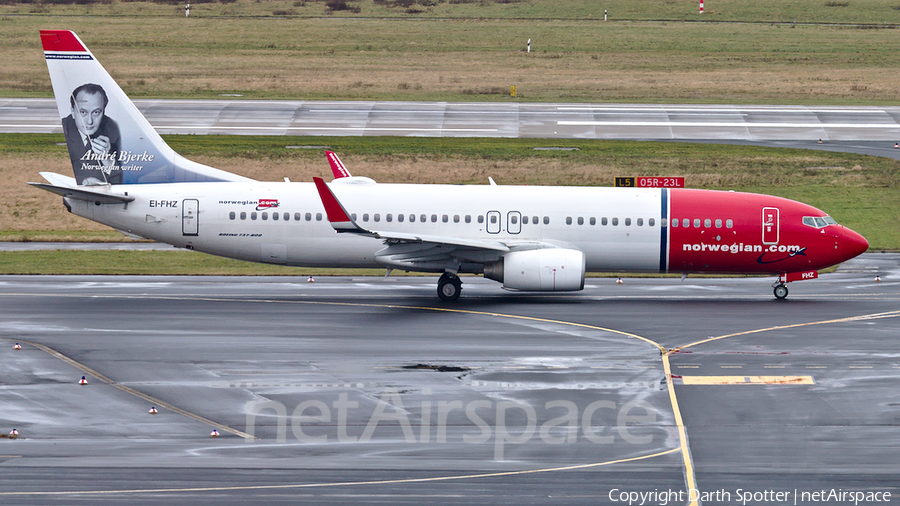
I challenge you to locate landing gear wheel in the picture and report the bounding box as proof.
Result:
[774,283,789,300]
[437,273,462,301]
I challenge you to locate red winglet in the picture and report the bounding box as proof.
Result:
[326,151,351,179]
[313,177,361,232]
[40,30,87,52]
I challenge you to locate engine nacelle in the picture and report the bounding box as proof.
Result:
[484,249,585,291]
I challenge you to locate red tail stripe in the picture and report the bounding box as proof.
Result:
[40,30,86,52]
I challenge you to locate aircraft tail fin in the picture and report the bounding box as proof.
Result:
[40,30,253,186]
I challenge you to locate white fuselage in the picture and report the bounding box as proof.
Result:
[68,182,665,272]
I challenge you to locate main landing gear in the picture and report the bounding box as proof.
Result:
[437,272,462,301]
[773,283,789,300]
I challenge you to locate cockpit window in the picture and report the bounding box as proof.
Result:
[803,215,837,229]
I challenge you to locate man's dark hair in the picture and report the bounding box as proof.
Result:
[69,83,109,109]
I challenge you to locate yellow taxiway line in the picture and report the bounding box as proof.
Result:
[0,448,679,496]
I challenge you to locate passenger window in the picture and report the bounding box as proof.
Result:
[543,216,550,225]
[240,212,246,220]
[715,219,722,228]
[350,213,356,221]
[590,217,596,225]
[478,215,484,224]
[649,218,656,227]
[522,216,529,225]
[637,218,643,226]
[726,219,733,228]
[432,214,438,223]
[442,215,448,223]
[294,212,301,221]
[262,212,268,221]
[229,212,235,220]
[409,214,416,222]
[566,217,572,225]
[454,215,460,223]
[272,212,278,221]
[466,215,472,223]
[511,215,518,224]
[533,216,539,224]
[577,217,584,225]
[420,214,427,223]
[251,212,258,220]
[386,214,392,222]
[601,217,608,226]
[305,212,312,221]
[284,212,290,221]
[363,213,369,222]
[398,214,404,222]
[612,217,619,226]
[704,219,711,228]
[316,213,322,221]
[693,219,700,228]
[374,214,381,222]
[625,218,631,226]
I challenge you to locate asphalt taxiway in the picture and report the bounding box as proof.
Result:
[0,253,898,505]
[5,99,900,159]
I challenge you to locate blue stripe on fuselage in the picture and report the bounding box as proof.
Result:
[659,188,668,272]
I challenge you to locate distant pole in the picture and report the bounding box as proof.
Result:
[604,9,607,21]
[699,0,703,14]
[527,38,531,53]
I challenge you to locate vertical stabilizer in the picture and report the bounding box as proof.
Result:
[40,30,253,185]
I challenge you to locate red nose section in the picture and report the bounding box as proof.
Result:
[840,227,869,262]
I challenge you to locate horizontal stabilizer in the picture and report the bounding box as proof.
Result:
[28,181,134,204]
[37,171,78,188]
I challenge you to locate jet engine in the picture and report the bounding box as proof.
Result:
[483,249,585,291]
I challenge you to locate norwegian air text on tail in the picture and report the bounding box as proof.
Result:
[31,30,869,300]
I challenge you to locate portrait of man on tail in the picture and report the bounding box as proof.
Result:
[61,83,122,185]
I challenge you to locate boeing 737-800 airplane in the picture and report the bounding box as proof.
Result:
[31,30,869,300]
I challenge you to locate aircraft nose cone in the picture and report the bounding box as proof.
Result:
[840,227,869,261]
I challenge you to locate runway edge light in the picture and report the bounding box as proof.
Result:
[210,429,219,437]
[149,407,158,415]
[78,376,88,385]
[13,343,21,350]
[9,429,18,438]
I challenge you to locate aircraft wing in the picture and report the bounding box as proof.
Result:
[28,172,134,204]
[326,151,351,179]
[313,176,510,257]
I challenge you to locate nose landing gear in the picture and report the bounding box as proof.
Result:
[773,283,789,300]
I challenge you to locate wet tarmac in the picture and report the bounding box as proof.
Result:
[0,253,898,505]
